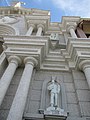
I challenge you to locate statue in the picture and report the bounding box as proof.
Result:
[47,76,60,111]
[14,2,26,8]
[39,76,67,117]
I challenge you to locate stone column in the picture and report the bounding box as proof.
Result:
[36,24,44,36]
[0,56,21,106]
[79,60,90,88]
[67,26,77,38]
[26,24,35,36]
[7,57,38,120]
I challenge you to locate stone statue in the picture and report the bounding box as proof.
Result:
[44,76,67,117]
[14,2,26,8]
[47,76,60,111]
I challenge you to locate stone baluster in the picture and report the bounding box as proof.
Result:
[0,56,21,106]
[7,57,38,120]
[79,60,90,88]
[26,24,35,36]
[36,24,44,36]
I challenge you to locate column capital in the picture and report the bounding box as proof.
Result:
[67,25,76,33]
[79,60,90,71]
[24,57,38,67]
[66,22,77,32]
[8,56,22,67]
[29,24,35,29]
[37,24,44,31]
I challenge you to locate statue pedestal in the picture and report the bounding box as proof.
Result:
[44,108,67,120]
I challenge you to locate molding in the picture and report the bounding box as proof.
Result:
[3,35,70,71]
[0,7,50,16]
[62,38,90,70]
[61,17,80,32]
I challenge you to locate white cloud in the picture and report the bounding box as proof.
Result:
[52,0,90,17]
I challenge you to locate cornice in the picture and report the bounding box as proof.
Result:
[2,34,70,71]
[62,37,90,70]
[3,35,49,69]
[0,7,50,15]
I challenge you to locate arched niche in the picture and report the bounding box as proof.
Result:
[0,24,19,35]
[39,76,68,115]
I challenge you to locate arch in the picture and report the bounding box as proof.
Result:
[0,24,19,35]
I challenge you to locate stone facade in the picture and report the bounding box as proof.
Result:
[0,6,90,120]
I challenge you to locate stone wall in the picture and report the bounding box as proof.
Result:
[72,71,90,118]
[24,70,87,120]
[0,67,90,120]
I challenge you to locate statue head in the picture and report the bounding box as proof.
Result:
[51,76,56,83]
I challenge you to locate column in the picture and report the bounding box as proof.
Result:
[0,56,21,106]
[67,26,77,38]
[26,24,35,36]
[7,57,38,120]
[36,24,44,36]
[79,60,90,88]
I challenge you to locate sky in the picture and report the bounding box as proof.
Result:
[0,0,90,22]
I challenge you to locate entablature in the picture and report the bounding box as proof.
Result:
[3,35,49,69]
[61,16,80,32]
[2,35,69,71]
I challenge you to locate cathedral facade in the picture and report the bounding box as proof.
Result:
[0,6,90,120]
